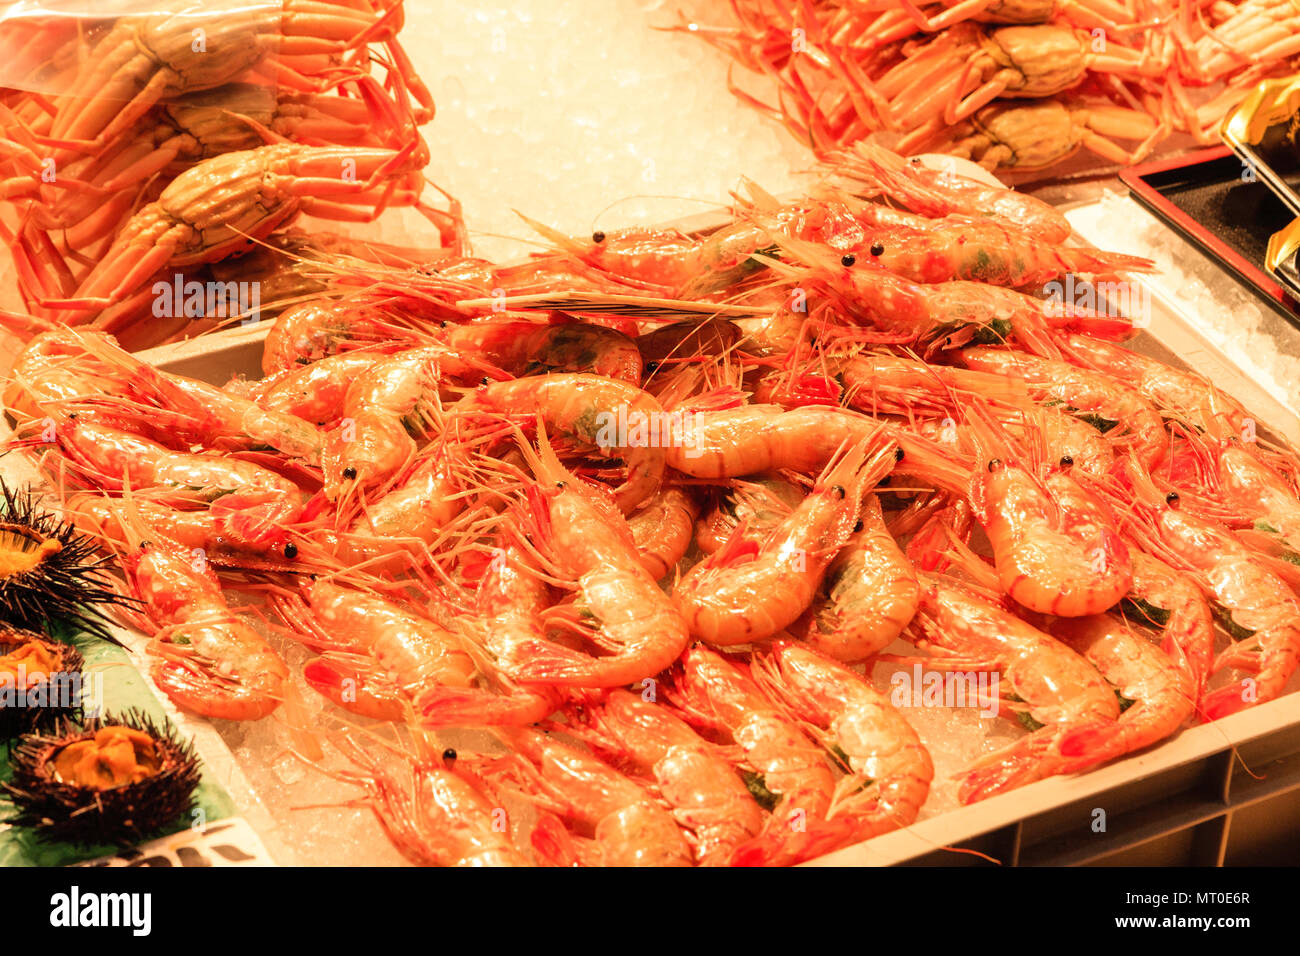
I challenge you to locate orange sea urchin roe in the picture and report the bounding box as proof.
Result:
[52,727,161,790]
[0,531,61,578]
[0,641,58,683]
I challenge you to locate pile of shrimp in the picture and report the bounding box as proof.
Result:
[5,147,1300,867]
[665,0,1300,173]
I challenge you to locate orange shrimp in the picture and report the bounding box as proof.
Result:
[831,142,1073,242]
[627,485,699,580]
[846,200,1154,288]
[68,332,325,464]
[417,542,565,728]
[49,417,306,549]
[960,345,1168,468]
[668,645,835,865]
[791,493,921,662]
[909,572,1120,803]
[569,689,767,866]
[77,499,288,721]
[1124,550,1216,696]
[694,475,806,556]
[274,578,475,722]
[1064,333,1251,435]
[965,404,1133,616]
[443,316,641,384]
[253,351,385,428]
[67,492,299,571]
[766,236,1113,357]
[738,642,933,864]
[260,299,432,375]
[1124,463,1300,719]
[526,215,776,297]
[1051,613,1196,772]
[454,373,667,514]
[501,426,689,688]
[674,435,895,645]
[492,727,694,867]
[323,344,493,504]
[328,733,531,868]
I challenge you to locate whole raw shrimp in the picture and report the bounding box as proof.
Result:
[273,578,475,722]
[68,493,299,571]
[67,331,325,463]
[260,299,436,375]
[1063,334,1251,436]
[910,571,1120,802]
[327,733,532,868]
[568,689,767,866]
[963,403,1133,616]
[417,542,564,728]
[454,372,667,514]
[1124,462,1300,719]
[526,214,777,298]
[255,352,386,426]
[499,427,689,688]
[1051,613,1196,773]
[323,344,493,504]
[791,493,921,662]
[443,316,642,384]
[1124,550,1216,698]
[694,475,806,556]
[47,417,306,550]
[960,346,1168,468]
[490,727,694,867]
[674,435,896,645]
[668,645,836,865]
[829,143,1073,242]
[738,642,934,864]
[77,499,288,721]
[845,200,1153,287]
[769,236,1117,358]
[627,486,699,581]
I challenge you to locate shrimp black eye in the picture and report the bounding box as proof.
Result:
[342,466,358,480]
[841,253,856,267]
[878,475,891,487]
[592,231,606,243]
[854,520,864,533]
[870,241,885,257]
[988,458,1002,473]
[442,748,457,763]
[284,542,299,559]
[556,480,567,490]
[894,447,905,462]
[831,484,845,499]
[1165,491,1181,508]
[1059,455,1074,469]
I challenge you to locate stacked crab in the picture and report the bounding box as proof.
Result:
[671,0,1300,172]
[0,0,460,350]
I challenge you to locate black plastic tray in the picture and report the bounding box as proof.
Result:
[1121,146,1300,322]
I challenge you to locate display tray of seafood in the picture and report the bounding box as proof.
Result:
[3,0,1300,869]
[4,148,1300,866]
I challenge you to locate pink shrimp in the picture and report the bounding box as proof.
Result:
[668,644,836,866]
[737,642,933,863]
[674,434,896,645]
[908,572,1120,803]
[568,689,767,865]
